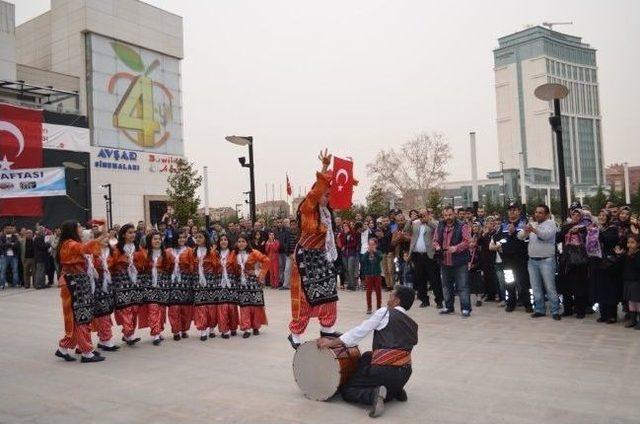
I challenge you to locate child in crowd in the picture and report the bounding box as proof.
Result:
[622,234,640,329]
[468,224,484,308]
[399,251,414,289]
[359,238,383,314]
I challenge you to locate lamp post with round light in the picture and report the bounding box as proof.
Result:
[226,136,256,224]
[534,83,570,222]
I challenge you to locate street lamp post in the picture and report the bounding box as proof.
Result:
[535,83,570,222]
[101,183,112,229]
[226,136,256,224]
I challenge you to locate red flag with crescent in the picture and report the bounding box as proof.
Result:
[286,174,292,196]
[0,103,44,216]
[329,156,354,210]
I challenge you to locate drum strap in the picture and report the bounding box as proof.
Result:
[371,349,412,367]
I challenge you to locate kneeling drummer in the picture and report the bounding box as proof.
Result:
[317,286,418,418]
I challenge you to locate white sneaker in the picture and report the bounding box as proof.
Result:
[497,301,505,307]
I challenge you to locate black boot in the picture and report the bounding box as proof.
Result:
[624,312,638,328]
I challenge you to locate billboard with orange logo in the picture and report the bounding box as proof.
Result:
[86,33,183,155]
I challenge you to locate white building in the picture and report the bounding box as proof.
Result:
[2,0,185,226]
[494,26,603,195]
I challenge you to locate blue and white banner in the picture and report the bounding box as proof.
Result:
[0,167,66,199]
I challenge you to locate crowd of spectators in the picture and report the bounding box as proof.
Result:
[3,199,639,329]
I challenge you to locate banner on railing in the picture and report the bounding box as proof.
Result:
[0,167,66,199]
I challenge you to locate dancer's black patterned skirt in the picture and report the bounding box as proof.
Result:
[65,273,95,325]
[93,280,115,318]
[237,275,265,307]
[112,272,144,309]
[295,247,338,306]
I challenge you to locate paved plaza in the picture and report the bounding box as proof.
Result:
[0,286,638,424]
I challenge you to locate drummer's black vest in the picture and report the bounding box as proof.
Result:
[372,308,418,351]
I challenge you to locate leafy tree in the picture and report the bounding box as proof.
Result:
[367,132,452,204]
[426,189,444,215]
[631,184,640,215]
[366,185,388,218]
[166,158,202,226]
[582,186,607,212]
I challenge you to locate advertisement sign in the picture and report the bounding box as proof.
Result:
[93,147,141,171]
[0,167,66,199]
[42,123,90,152]
[145,153,180,174]
[87,33,183,155]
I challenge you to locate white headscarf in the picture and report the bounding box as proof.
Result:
[220,248,231,288]
[238,250,248,285]
[100,247,111,292]
[320,206,338,262]
[123,243,137,283]
[151,249,161,287]
[196,246,207,286]
[172,246,186,283]
[84,254,98,294]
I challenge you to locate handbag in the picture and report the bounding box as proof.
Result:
[563,244,588,269]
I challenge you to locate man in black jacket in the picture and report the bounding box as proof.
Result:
[0,224,21,288]
[33,228,50,289]
[491,202,532,313]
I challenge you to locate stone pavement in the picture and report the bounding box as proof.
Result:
[0,286,638,424]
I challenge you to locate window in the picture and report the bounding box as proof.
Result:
[577,118,597,184]
[591,69,597,83]
[546,59,551,73]
[585,68,591,82]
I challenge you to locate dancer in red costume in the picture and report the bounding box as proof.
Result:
[54,219,107,363]
[88,229,119,352]
[168,230,194,341]
[137,231,173,346]
[231,233,269,338]
[192,230,219,341]
[288,149,341,349]
[111,224,146,346]
[215,234,240,338]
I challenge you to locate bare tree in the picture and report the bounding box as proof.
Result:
[367,132,452,206]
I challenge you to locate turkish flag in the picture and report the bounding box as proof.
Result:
[286,174,292,196]
[329,156,354,210]
[0,103,44,217]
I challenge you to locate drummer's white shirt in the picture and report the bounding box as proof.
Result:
[339,306,407,348]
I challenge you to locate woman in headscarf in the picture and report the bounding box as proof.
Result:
[590,209,621,323]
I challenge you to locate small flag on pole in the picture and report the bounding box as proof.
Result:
[286,174,293,196]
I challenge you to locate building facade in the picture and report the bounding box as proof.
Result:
[606,163,640,196]
[1,0,184,226]
[494,26,603,197]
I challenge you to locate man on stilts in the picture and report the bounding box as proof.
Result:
[288,149,341,349]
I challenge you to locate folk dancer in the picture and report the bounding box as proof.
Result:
[112,224,146,346]
[54,220,107,363]
[215,234,240,339]
[232,233,269,338]
[288,149,341,349]
[168,230,195,341]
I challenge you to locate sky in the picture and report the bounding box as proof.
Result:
[12,0,640,213]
